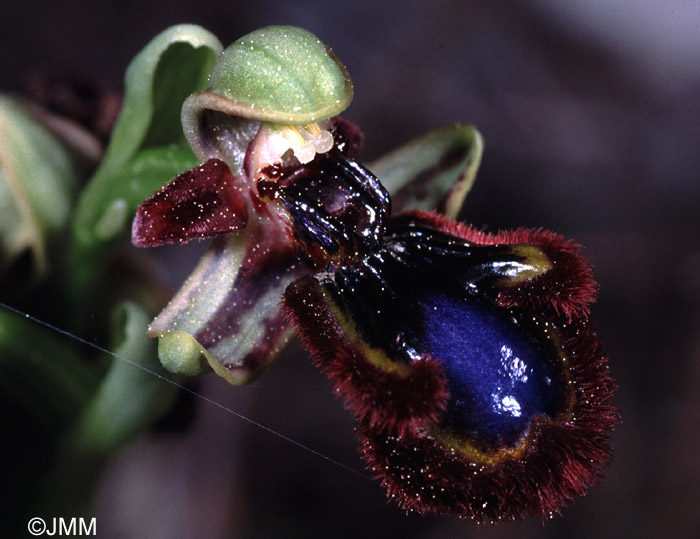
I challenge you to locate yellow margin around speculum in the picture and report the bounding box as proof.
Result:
[435,318,577,466]
[314,271,578,467]
[314,280,413,377]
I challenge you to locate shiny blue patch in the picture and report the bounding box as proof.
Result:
[418,292,566,449]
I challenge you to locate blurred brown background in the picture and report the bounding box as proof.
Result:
[2,1,699,537]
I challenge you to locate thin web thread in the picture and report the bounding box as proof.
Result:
[0,301,369,480]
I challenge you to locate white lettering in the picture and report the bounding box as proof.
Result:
[28,517,97,536]
[80,518,97,535]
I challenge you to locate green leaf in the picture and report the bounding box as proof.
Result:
[0,96,80,276]
[68,301,179,452]
[72,24,223,251]
[66,25,223,307]
[368,123,483,218]
[0,306,99,437]
[30,302,179,518]
[0,306,100,526]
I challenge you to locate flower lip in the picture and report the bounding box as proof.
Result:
[284,210,617,520]
[285,213,573,435]
[358,308,617,522]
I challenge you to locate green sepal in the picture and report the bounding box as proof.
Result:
[368,123,483,218]
[202,25,352,123]
[157,330,212,377]
[181,25,353,169]
[148,227,304,386]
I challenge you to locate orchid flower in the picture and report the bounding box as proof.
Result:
[131,25,617,521]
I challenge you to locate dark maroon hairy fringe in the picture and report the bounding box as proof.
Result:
[284,278,450,436]
[399,211,599,322]
[357,316,618,522]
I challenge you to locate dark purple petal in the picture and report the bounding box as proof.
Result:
[132,159,248,247]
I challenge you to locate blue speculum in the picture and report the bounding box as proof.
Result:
[417,291,569,450]
[323,219,572,452]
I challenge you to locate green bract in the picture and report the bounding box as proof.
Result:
[73,24,222,250]
[66,24,223,311]
[182,25,353,172]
